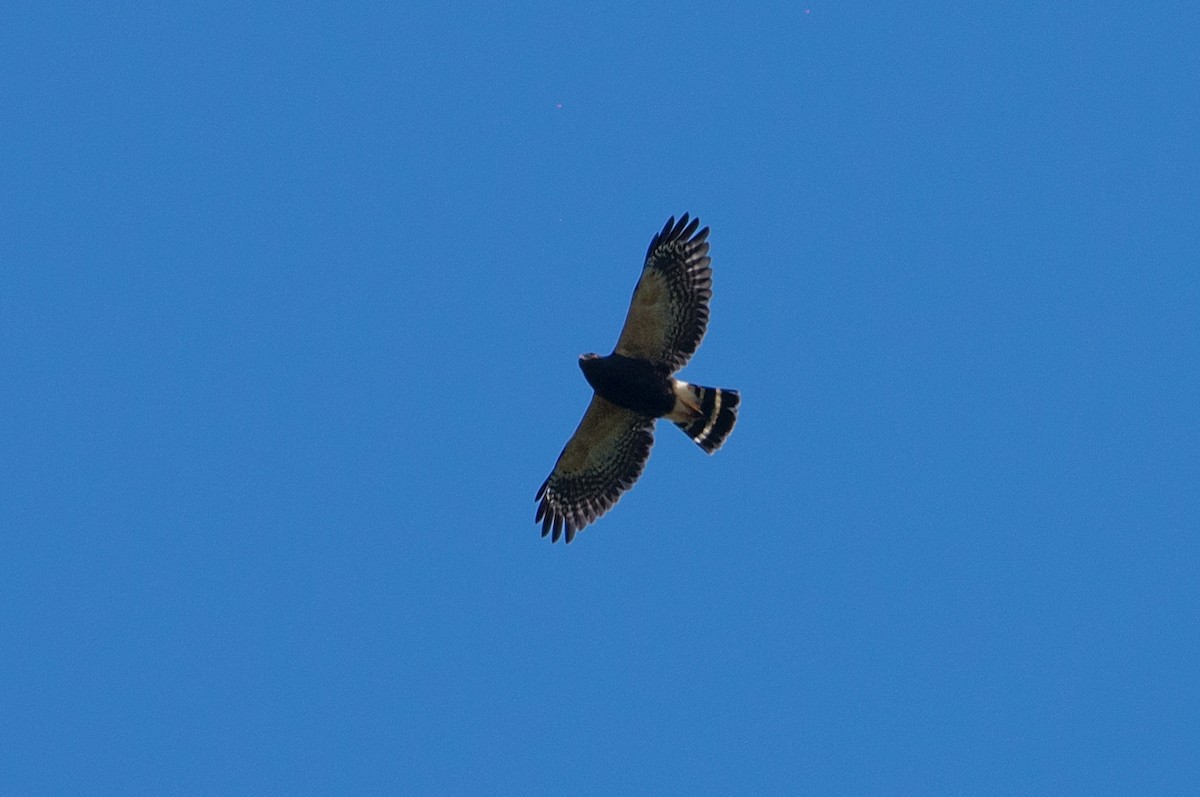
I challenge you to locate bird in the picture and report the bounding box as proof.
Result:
[535,214,740,543]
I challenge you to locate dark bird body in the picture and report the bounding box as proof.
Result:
[535,214,740,543]
[579,353,674,417]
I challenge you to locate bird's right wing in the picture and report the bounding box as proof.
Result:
[535,395,655,543]
[613,214,713,373]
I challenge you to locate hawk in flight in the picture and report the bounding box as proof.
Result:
[535,214,740,543]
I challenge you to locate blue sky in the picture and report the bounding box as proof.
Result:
[3,2,1198,793]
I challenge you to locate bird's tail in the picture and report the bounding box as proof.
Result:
[671,383,740,453]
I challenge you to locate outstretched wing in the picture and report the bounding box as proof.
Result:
[535,395,656,543]
[613,214,713,373]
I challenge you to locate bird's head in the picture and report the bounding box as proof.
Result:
[578,352,601,376]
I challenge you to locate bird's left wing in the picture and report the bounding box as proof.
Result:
[536,395,656,543]
[613,214,713,373]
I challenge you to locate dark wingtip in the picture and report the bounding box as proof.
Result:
[679,215,700,240]
[649,213,706,257]
[669,214,688,240]
[648,216,676,258]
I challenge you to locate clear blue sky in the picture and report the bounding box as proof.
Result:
[3,2,1198,793]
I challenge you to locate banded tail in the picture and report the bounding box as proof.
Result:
[669,381,740,454]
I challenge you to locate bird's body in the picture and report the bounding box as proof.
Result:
[578,353,674,417]
[536,214,740,543]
